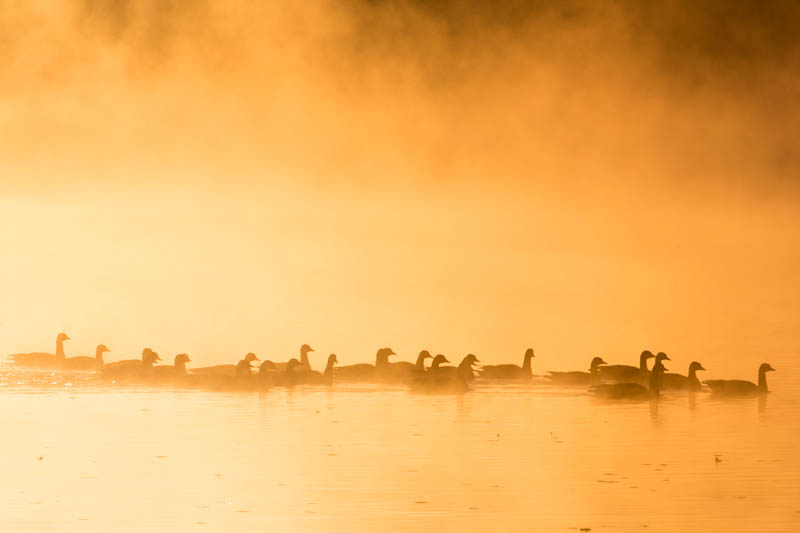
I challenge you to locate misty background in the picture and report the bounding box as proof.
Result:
[1,0,798,375]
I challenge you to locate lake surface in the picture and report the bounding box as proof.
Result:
[1,366,799,532]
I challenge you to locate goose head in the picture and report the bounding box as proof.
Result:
[589,357,607,370]
[300,344,314,355]
[287,358,301,372]
[143,351,160,365]
[244,352,260,364]
[524,348,535,359]
[175,353,191,365]
[759,363,776,374]
[259,360,278,372]
[655,352,671,363]
[57,332,70,342]
[641,350,655,361]
[431,354,449,368]
[327,353,338,365]
[417,350,432,361]
[689,361,706,373]
[462,354,480,366]
[96,344,111,355]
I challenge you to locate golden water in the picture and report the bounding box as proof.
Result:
[1,367,798,532]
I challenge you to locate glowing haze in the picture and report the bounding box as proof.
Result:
[1,1,798,374]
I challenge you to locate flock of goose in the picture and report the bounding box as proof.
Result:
[5,333,776,398]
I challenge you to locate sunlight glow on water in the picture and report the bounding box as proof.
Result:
[1,366,799,532]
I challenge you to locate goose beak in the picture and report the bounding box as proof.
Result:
[308,347,315,352]
[64,335,71,341]
[698,364,706,371]
[388,349,396,356]
[768,365,776,372]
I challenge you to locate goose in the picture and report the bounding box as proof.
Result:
[192,353,260,377]
[64,344,110,370]
[271,358,302,387]
[101,350,161,381]
[547,356,607,386]
[704,363,775,396]
[479,348,534,379]
[104,348,158,370]
[388,350,433,376]
[661,361,706,391]
[591,360,668,400]
[8,332,70,369]
[153,354,191,378]
[335,348,395,382]
[410,354,471,394]
[303,354,338,385]
[236,353,260,377]
[274,344,315,372]
[598,350,654,382]
[435,354,480,381]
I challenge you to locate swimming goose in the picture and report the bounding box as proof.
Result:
[8,332,70,369]
[389,350,432,375]
[271,358,302,387]
[547,357,607,386]
[661,361,706,391]
[304,354,338,385]
[598,350,654,382]
[410,354,472,394]
[236,353,260,377]
[591,360,668,400]
[435,354,480,381]
[274,344,315,372]
[101,350,161,380]
[192,352,260,377]
[104,348,157,369]
[153,354,191,378]
[479,348,534,379]
[335,348,395,382]
[704,363,775,396]
[64,344,110,370]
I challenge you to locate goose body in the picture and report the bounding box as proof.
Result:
[410,355,471,394]
[704,363,775,396]
[547,357,607,386]
[661,362,706,391]
[302,354,338,385]
[192,353,260,377]
[598,350,654,382]
[591,361,667,400]
[101,350,161,381]
[435,354,479,382]
[8,333,70,369]
[388,350,432,378]
[153,354,191,379]
[335,348,395,382]
[64,344,110,370]
[479,348,534,379]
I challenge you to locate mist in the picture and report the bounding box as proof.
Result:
[1,0,798,374]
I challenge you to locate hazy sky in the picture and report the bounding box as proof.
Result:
[1,1,798,373]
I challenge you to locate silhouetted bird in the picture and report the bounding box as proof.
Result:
[101,350,161,381]
[388,350,433,378]
[704,363,775,396]
[153,354,191,378]
[64,344,110,370]
[547,356,607,386]
[192,352,260,377]
[662,361,706,391]
[598,350,654,382]
[8,332,70,369]
[304,354,338,385]
[435,354,480,381]
[591,360,667,400]
[335,348,395,382]
[479,348,534,379]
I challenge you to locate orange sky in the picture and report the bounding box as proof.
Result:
[1,1,798,374]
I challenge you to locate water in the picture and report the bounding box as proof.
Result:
[1,367,799,532]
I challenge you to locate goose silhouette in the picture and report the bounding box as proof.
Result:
[410,354,472,394]
[302,354,338,385]
[274,344,315,372]
[598,350,654,382]
[591,360,667,400]
[192,353,260,377]
[335,348,395,382]
[153,354,192,378]
[8,332,70,369]
[435,354,480,381]
[64,344,110,370]
[547,357,607,386]
[662,361,706,391]
[101,350,161,381]
[388,350,433,379]
[704,363,775,396]
[479,348,534,379]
